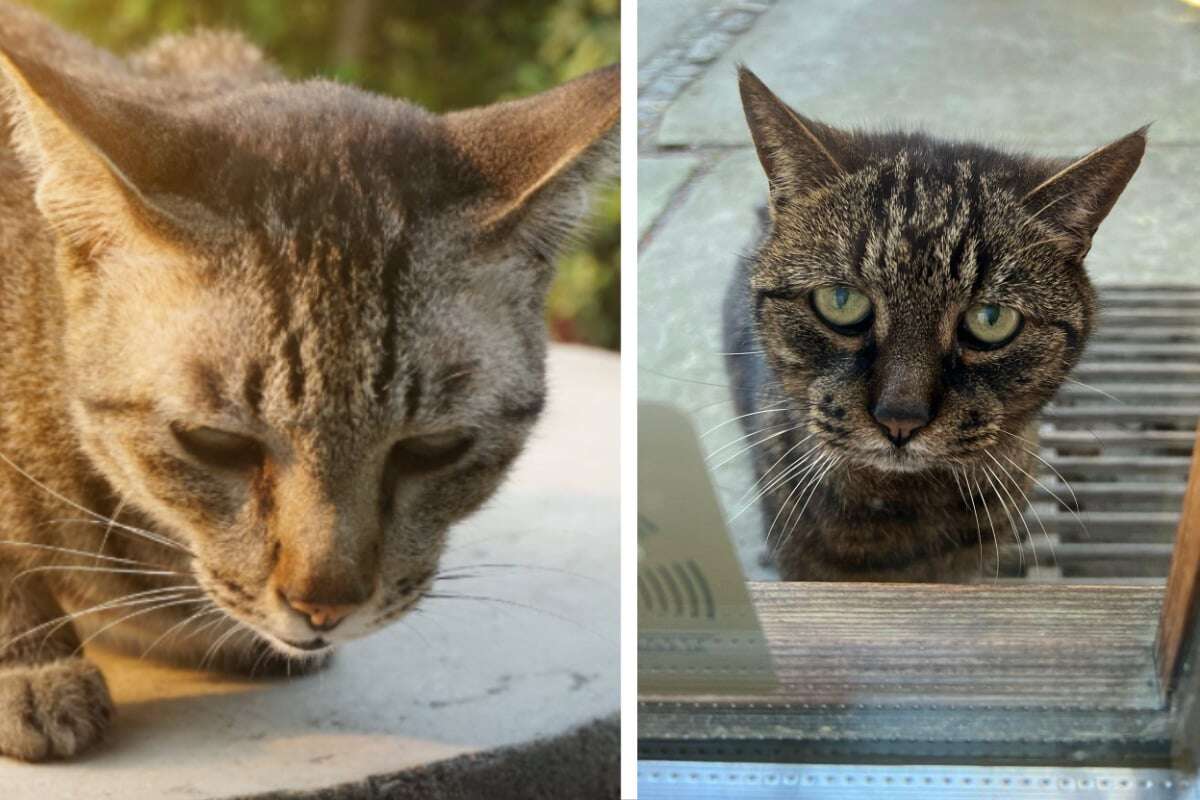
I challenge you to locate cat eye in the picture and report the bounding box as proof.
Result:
[959,303,1023,349]
[171,424,264,470]
[387,431,474,476]
[811,285,873,334]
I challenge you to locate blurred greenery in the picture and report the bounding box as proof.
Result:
[26,0,621,349]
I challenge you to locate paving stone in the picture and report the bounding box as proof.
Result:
[658,0,1200,148]
[638,151,777,579]
[639,0,725,65]
[638,156,700,239]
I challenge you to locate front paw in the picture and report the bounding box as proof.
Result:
[0,659,112,761]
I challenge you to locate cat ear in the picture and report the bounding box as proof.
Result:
[441,64,619,261]
[1020,127,1148,258]
[738,65,851,209]
[0,45,188,261]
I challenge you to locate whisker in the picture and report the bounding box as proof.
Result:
[1063,377,1125,405]
[0,450,191,554]
[980,463,1026,571]
[11,564,184,584]
[997,451,1092,541]
[705,420,798,465]
[1,587,191,657]
[421,591,603,639]
[774,454,841,558]
[984,455,1039,571]
[139,603,219,661]
[698,402,789,438]
[72,596,208,656]
[0,539,157,568]
[764,450,831,549]
[968,468,1002,580]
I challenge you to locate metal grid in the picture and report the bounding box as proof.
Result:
[1013,286,1199,584]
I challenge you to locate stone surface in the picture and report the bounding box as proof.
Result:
[638,151,776,579]
[637,156,699,239]
[637,0,724,64]
[658,0,1200,148]
[0,344,618,800]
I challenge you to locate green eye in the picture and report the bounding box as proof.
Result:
[811,286,872,332]
[961,303,1023,348]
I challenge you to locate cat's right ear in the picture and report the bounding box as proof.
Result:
[0,45,188,264]
[738,66,852,210]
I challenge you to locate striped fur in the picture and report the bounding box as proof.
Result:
[725,67,1144,582]
[0,2,616,760]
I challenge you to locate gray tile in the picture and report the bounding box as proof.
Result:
[1085,146,1200,285]
[638,0,724,65]
[658,0,1200,148]
[638,155,700,240]
[638,150,778,579]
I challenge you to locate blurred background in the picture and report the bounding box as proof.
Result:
[25,0,620,350]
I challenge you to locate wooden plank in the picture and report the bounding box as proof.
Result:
[1021,511,1178,542]
[1097,285,1200,294]
[1055,384,1200,404]
[1100,310,1200,326]
[1093,326,1200,343]
[1040,430,1195,452]
[1096,291,1200,306]
[1072,363,1200,382]
[1045,457,1192,479]
[1083,343,1200,359]
[639,583,1169,760]
[1042,406,1200,427]
[1156,421,1200,695]
[1030,481,1184,507]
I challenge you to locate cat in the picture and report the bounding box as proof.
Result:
[0,2,617,761]
[723,67,1144,582]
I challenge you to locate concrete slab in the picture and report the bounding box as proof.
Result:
[0,344,618,799]
[638,155,699,240]
[638,0,723,64]
[638,151,776,580]
[658,0,1200,148]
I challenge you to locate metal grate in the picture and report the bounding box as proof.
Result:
[1013,286,1200,584]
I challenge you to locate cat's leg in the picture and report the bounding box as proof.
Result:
[0,561,112,761]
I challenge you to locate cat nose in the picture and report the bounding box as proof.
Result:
[871,403,930,447]
[282,595,359,632]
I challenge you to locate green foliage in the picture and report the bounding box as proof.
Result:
[27,0,621,349]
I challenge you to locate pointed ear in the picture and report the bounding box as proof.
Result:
[737,65,852,210]
[1021,127,1148,258]
[441,64,619,261]
[0,45,188,261]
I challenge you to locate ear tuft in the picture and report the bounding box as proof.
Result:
[1020,126,1148,258]
[737,65,852,210]
[442,64,619,262]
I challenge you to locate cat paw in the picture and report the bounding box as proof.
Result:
[0,659,112,761]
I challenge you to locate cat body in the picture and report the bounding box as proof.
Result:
[0,3,617,760]
[724,68,1143,582]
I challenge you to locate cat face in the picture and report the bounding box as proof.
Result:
[0,47,617,653]
[738,67,1144,474]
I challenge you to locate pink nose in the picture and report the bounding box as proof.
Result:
[284,598,358,632]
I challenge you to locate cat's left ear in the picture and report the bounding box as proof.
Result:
[0,44,194,264]
[1020,127,1148,258]
[441,64,619,261]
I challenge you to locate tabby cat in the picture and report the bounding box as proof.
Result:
[724,67,1144,582]
[0,3,617,761]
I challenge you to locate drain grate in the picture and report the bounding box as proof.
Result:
[1014,285,1200,584]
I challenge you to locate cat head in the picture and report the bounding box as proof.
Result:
[0,45,618,654]
[737,67,1144,474]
